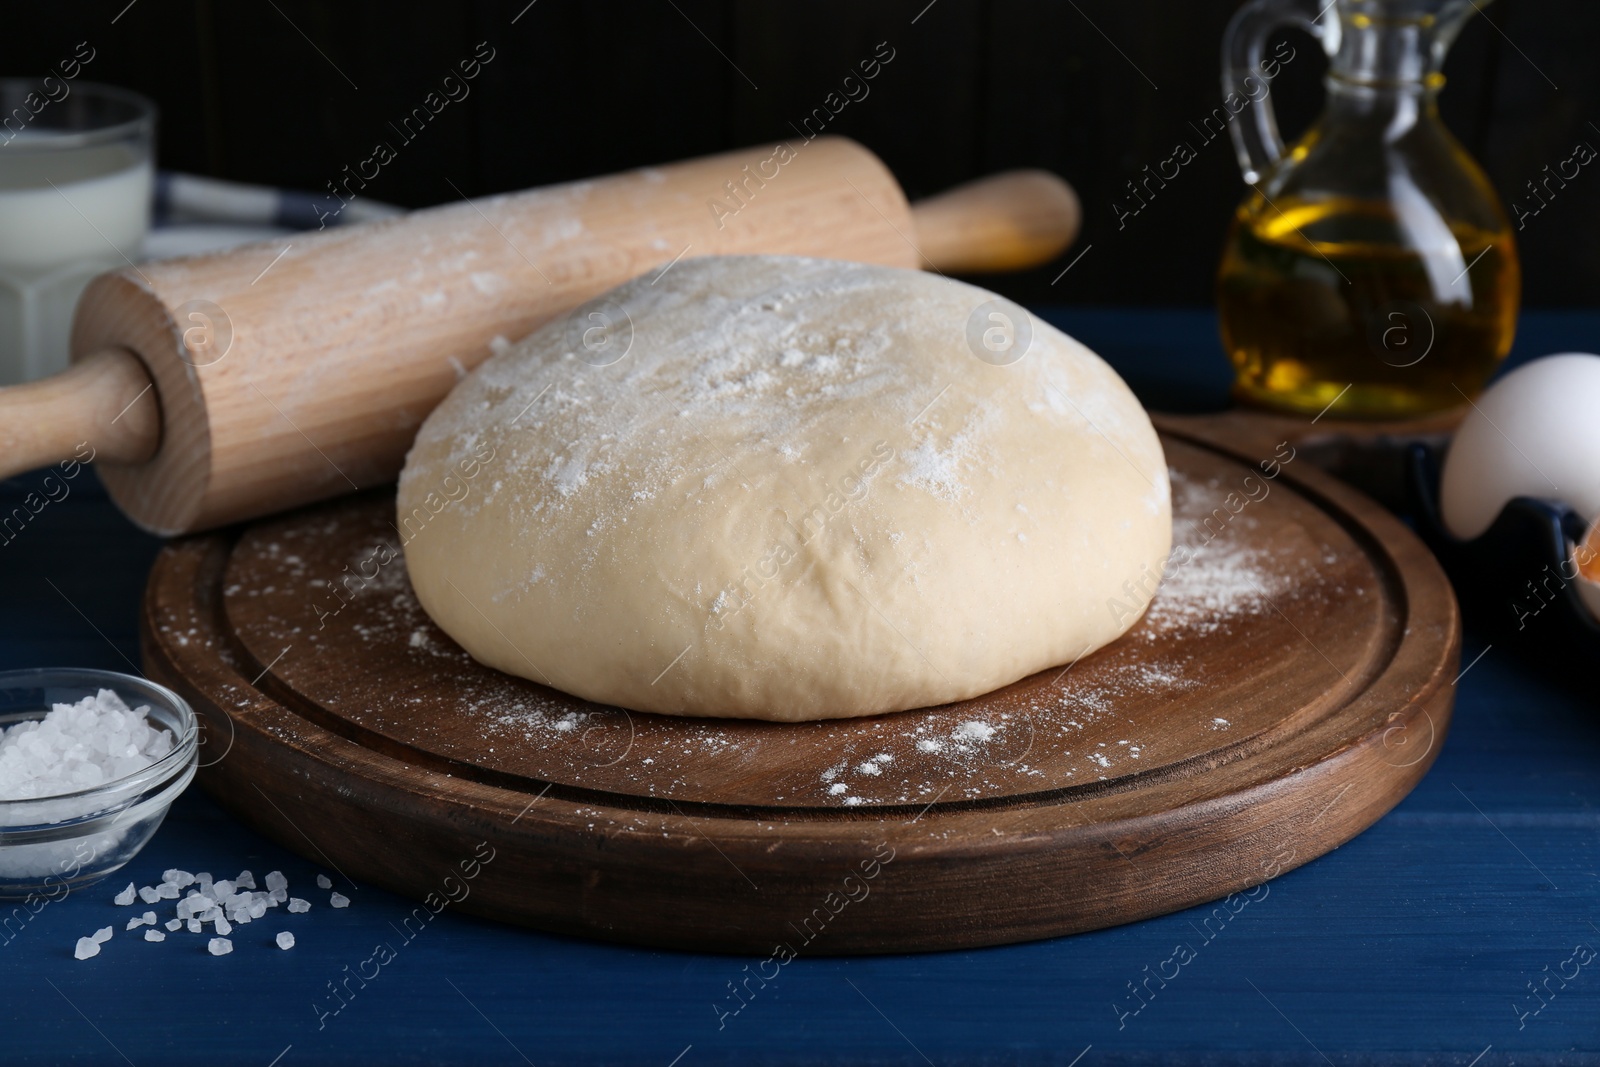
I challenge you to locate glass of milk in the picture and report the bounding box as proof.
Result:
[0,81,154,385]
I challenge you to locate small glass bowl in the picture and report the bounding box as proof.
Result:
[0,668,197,899]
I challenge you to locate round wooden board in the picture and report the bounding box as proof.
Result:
[140,431,1459,954]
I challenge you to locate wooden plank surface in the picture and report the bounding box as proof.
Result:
[2,309,1596,1064]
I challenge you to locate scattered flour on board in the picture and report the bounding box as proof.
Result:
[232,454,1332,811]
[800,463,1318,804]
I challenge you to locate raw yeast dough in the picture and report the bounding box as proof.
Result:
[399,256,1171,721]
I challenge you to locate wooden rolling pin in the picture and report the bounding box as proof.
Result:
[0,137,1080,535]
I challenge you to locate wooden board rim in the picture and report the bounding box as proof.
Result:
[141,429,1460,953]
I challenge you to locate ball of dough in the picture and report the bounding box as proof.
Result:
[400,256,1171,721]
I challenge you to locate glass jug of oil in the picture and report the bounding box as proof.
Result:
[1217,0,1519,419]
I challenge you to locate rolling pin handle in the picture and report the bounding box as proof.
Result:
[0,349,160,481]
[909,170,1083,275]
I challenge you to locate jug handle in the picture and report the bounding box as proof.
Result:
[1221,0,1340,185]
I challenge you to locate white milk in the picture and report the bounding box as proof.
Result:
[0,141,152,383]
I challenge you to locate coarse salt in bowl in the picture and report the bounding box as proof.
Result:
[0,668,197,898]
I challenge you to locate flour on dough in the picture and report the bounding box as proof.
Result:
[399,255,1171,721]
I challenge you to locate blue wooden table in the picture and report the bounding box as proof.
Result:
[2,310,1597,1066]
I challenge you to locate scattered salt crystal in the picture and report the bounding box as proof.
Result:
[165,919,181,932]
[857,762,881,776]
[248,899,268,918]
[207,937,232,956]
[186,919,201,933]
[329,892,350,909]
[287,898,310,913]
[155,883,178,900]
[215,916,231,936]
[916,739,942,753]
[269,888,288,904]
[161,869,194,887]
[275,931,295,950]
[142,910,156,925]
[829,783,847,795]
[113,883,135,906]
[74,936,100,960]
[0,689,174,800]
[91,925,113,944]
[144,929,165,942]
[265,871,287,893]
[213,880,234,897]
[125,916,146,931]
[235,871,256,889]
[316,874,332,890]
[137,886,159,904]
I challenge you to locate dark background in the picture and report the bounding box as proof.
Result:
[5,0,1599,307]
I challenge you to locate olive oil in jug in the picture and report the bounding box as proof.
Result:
[1217,0,1520,419]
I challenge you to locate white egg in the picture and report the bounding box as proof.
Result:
[1440,353,1600,540]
